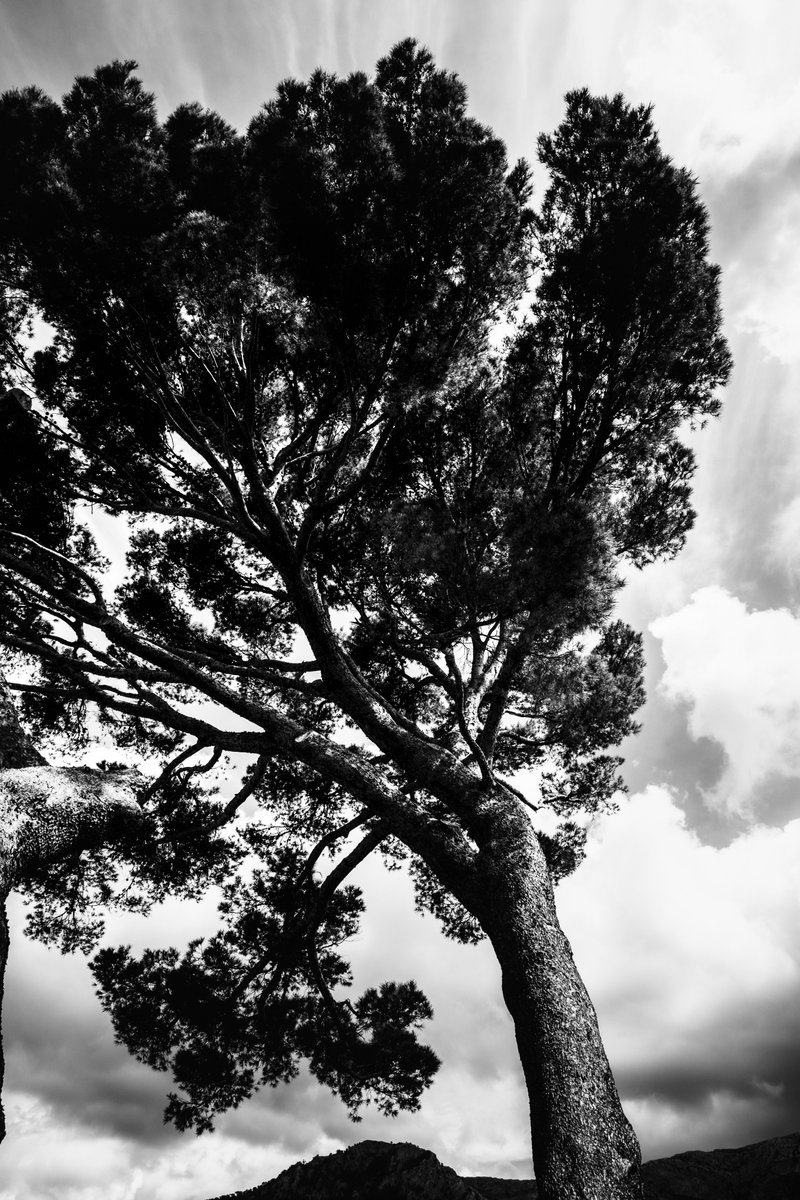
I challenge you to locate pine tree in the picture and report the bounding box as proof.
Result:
[0,44,729,1197]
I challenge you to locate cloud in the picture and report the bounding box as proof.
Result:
[618,6,800,366]
[5,788,800,1190]
[2,916,179,1146]
[558,787,800,1160]
[0,867,532,1190]
[650,587,800,815]
[768,494,800,582]
[622,1,800,178]
[720,158,800,364]
[0,1093,311,1200]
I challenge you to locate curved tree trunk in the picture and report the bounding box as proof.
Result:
[463,796,643,1200]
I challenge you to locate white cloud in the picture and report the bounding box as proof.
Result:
[0,868,530,1194]
[5,787,800,1188]
[729,185,800,365]
[558,787,800,1160]
[0,1097,303,1200]
[650,587,800,814]
[769,495,800,578]
[619,4,800,365]
[622,1,800,178]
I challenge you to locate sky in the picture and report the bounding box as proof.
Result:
[2,0,800,1196]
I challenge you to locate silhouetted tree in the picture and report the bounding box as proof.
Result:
[0,44,729,1199]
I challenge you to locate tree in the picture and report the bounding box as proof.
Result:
[0,43,730,1199]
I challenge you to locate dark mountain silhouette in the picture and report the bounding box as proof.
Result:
[640,1131,800,1198]
[206,1132,800,1200]
[208,1142,485,1200]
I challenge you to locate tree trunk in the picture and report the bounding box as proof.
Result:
[466,795,642,1200]
[0,889,8,1144]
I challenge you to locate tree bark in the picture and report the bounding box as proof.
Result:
[0,891,8,1145]
[0,766,145,880]
[459,794,643,1200]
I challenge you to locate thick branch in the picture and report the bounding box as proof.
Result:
[477,618,537,762]
[0,766,146,885]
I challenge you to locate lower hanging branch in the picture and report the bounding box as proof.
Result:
[90,817,440,1132]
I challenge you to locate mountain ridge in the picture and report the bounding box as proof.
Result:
[205,1131,800,1200]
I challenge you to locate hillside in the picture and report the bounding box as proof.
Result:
[206,1132,800,1200]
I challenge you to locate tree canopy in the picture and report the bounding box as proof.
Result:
[0,40,729,1195]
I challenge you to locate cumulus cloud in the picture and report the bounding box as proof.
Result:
[2,906,183,1147]
[0,1094,310,1200]
[650,587,800,814]
[558,787,800,1160]
[6,797,800,1192]
[0,865,531,1193]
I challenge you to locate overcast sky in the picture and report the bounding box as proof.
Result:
[2,1,800,1197]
